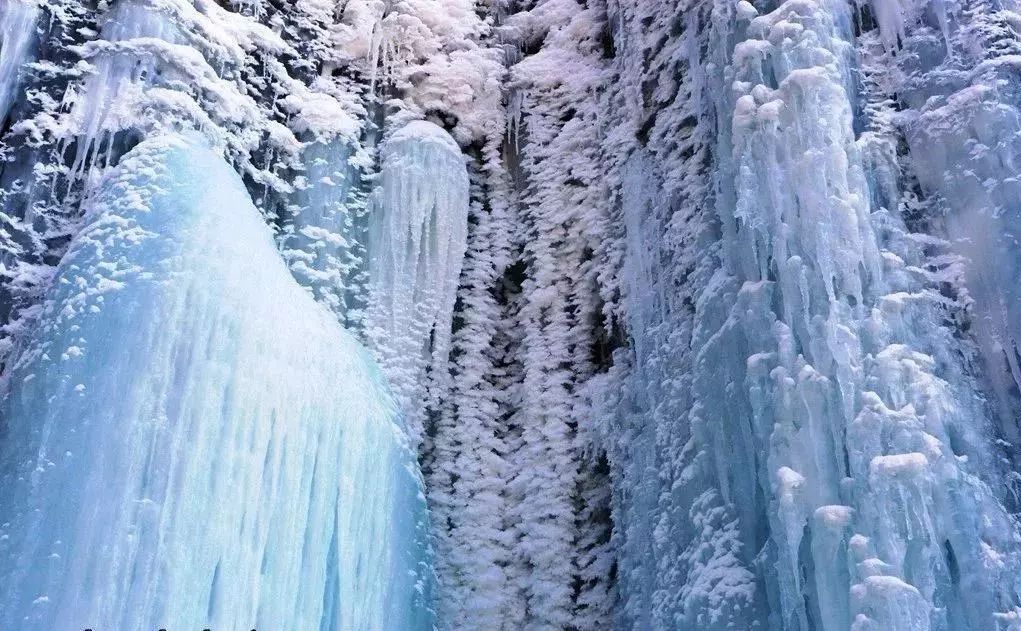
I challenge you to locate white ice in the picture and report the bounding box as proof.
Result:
[612,0,1021,629]
[364,120,470,447]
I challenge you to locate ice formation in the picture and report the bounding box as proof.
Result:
[280,119,470,447]
[0,134,434,630]
[61,0,292,190]
[281,136,369,328]
[365,120,470,446]
[0,0,39,127]
[65,0,193,178]
[904,40,1021,451]
[5,0,1021,628]
[608,0,1021,629]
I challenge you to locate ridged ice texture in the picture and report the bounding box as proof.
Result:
[0,134,434,631]
[707,1,1021,629]
[0,0,39,127]
[613,1,1021,629]
[365,120,469,447]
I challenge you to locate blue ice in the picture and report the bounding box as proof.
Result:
[0,133,434,630]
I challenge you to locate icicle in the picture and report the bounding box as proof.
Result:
[66,0,186,178]
[63,0,283,186]
[364,120,470,449]
[854,0,955,52]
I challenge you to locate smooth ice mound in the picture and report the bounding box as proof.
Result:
[0,133,434,630]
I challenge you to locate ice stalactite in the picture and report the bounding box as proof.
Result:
[0,0,39,128]
[365,120,470,447]
[63,0,292,189]
[597,0,1021,627]
[0,133,434,631]
[614,150,764,631]
[65,0,187,177]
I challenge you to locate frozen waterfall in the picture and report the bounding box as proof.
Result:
[609,1,1021,629]
[5,0,1021,629]
[0,133,434,630]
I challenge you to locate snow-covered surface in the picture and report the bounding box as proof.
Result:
[64,0,284,177]
[0,134,434,630]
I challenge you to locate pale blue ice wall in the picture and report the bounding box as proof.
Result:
[0,134,434,631]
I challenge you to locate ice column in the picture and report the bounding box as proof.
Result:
[365,120,470,446]
[0,133,434,631]
[0,0,39,126]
